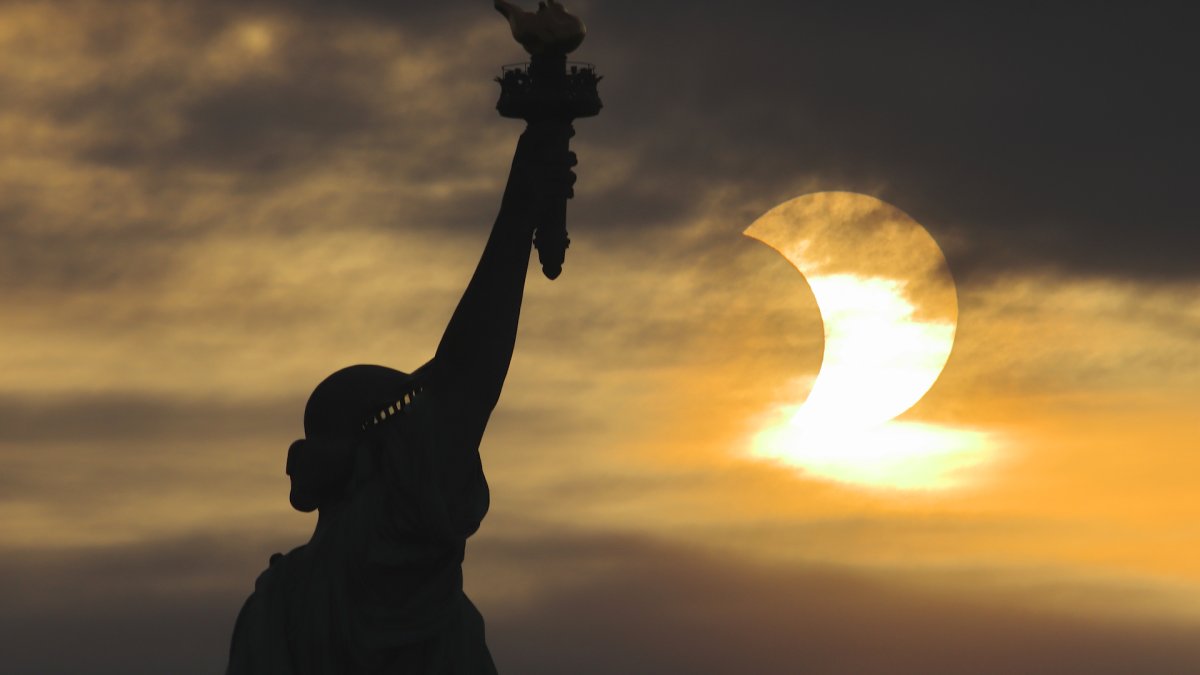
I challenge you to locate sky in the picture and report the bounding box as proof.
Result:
[1,1,1198,672]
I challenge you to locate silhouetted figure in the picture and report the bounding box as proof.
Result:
[226,126,572,674]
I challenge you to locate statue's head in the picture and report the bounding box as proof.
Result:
[286,364,416,512]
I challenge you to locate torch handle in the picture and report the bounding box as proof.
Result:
[529,120,577,280]
[497,51,600,279]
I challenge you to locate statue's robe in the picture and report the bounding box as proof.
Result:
[227,384,498,674]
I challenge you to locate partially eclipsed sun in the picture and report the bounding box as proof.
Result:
[744,192,993,490]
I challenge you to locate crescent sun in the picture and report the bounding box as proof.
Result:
[742,192,976,489]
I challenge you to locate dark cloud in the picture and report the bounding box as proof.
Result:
[9,1,1194,284]
[0,392,300,444]
[0,223,186,291]
[232,0,480,26]
[56,16,388,177]
[7,0,522,254]
[0,393,301,510]
[576,2,1199,283]
[0,387,621,450]
[2,526,1197,674]
[481,528,1200,674]
[82,76,379,176]
[0,532,289,675]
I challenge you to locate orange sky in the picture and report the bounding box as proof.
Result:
[1,2,1198,672]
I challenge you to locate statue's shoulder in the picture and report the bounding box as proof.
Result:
[252,545,311,593]
[228,546,312,673]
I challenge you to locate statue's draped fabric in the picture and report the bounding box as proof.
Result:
[227,386,497,674]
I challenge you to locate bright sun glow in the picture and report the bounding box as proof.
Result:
[744,192,996,491]
[800,274,954,428]
[749,273,992,490]
[752,413,993,490]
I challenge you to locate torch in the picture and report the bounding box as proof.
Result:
[494,0,602,280]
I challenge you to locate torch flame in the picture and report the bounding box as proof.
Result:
[494,0,586,55]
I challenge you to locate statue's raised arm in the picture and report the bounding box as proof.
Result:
[431,126,573,420]
[227,3,597,672]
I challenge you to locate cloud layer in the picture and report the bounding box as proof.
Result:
[3,527,1199,674]
[2,1,1198,672]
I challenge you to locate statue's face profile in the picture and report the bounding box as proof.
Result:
[286,437,354,513]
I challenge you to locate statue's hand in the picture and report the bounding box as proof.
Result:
[501,123,577,223]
